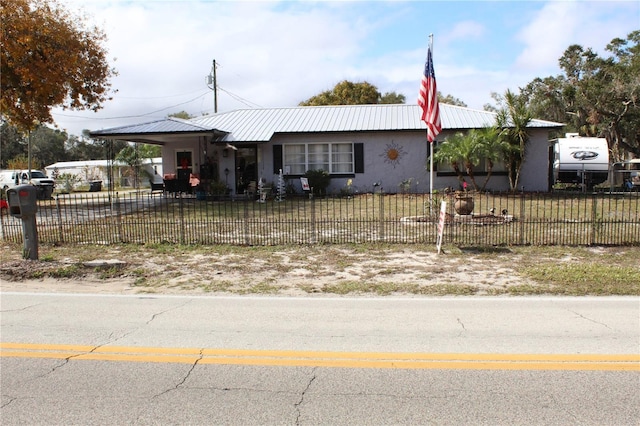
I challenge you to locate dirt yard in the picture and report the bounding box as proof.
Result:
[1,243,638,296]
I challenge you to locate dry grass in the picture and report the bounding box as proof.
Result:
[1,242,638,296]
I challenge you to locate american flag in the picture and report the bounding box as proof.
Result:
[418,46,441,143]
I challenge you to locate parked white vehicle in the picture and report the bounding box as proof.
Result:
[0,169,55,199]
[553,133,610,189]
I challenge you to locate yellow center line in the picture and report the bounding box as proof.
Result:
[1,343,639,371]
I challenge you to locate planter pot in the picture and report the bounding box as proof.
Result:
[454,196,474,215]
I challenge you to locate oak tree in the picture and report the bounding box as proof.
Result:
[521,31,639,159]
[1,0,117,131]
[299,80,382,106]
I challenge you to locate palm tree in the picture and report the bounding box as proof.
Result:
[433,132,468,189]
[495,90,532,191]
[473,127,505,191]
[115,144,142,189]
[433,131,485,191]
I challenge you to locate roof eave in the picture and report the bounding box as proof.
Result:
[89,129,229,145]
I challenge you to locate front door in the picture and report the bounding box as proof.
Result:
[176,150,193,180]
[235,147,257,194]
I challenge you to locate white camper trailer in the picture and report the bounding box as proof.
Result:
[553,133,609,189]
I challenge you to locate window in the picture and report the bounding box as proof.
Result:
[283,143,354,174]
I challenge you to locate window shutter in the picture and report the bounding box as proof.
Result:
[273,145,283,174]
[354,143,364,173]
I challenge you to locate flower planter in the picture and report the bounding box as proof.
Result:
[454,195,474,215]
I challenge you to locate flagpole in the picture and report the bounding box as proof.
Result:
[429,34,434,213]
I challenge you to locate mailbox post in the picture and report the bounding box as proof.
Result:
[6,185,39,260]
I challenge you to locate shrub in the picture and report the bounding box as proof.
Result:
[304,169,331,196]
[56,173,81,193]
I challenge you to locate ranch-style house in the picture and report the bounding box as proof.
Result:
[90,103,564,196]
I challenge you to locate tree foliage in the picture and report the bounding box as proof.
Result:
[300,80,469,108]
[168,111,195,120]
[494,90,532,191]
[0,0,117,131]
[0,122,128,169]
[0,123,65,168]
[300,80,382,106]
[115,143,160,189]
[379,92,406,104]
[438,93,467,107]
[521,31,640,160]
[66,130,128,161]
[433,127,502,191]
[30,125,67,167]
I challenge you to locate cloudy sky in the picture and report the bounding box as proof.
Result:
[51,0,639,137]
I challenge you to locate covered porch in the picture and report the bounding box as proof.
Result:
[90,118,261,198]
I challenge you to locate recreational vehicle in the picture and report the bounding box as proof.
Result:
[553,133,609,189]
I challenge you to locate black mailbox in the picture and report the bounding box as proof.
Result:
[7,185,38,218]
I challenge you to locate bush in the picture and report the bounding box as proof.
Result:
[56,173,81,193]
[304,169,331,196]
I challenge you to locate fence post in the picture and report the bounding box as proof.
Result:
[115,192,123,243]
[243,198,250,245]
[56,195,64,243]
[179,193,185,245]
[378,189,385,241]
[519,191,526,245]
[310,195,316,243]
[590,194,598,246]
[0,208,4,241]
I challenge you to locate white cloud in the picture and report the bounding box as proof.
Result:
[48,0,639,136]
[445,20,486,43]
[514,1,639,73]
[514,2,578,71]
[54,0,374,133]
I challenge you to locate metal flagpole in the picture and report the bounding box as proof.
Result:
[429,34,434,213]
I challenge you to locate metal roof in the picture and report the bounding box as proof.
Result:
[90,117,226,143]
[192,104,563,142]
[91,104,564,143]
[91,117,225,137]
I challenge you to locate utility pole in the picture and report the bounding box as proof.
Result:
[206,60,218,113]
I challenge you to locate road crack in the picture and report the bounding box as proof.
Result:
[294,367,317,425]
[0,302,45,313]
[152,349,204,399]
[1,396,17,409]
[146,299,193,325]
[567,309,613,330]
[457,317,466,336]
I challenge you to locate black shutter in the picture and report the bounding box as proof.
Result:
[354,143,364,173]
[273,145,283,174]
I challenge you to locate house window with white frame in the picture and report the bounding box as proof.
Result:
[284,143,354,174]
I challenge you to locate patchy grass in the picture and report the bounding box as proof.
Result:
[48,264,83,279]
[1,241,639,296]
[520,263,640,295]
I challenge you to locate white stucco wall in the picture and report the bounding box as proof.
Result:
[268,131,434,194]
[518,130,552,192]
[158,128,554,195]
[265,129,552,194]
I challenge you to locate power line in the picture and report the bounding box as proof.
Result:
[218,86,263,108]
[116,89,207,100]
[206,60,263,109]
[53,91,211,120]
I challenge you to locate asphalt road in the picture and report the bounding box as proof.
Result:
[1,293,639,425]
